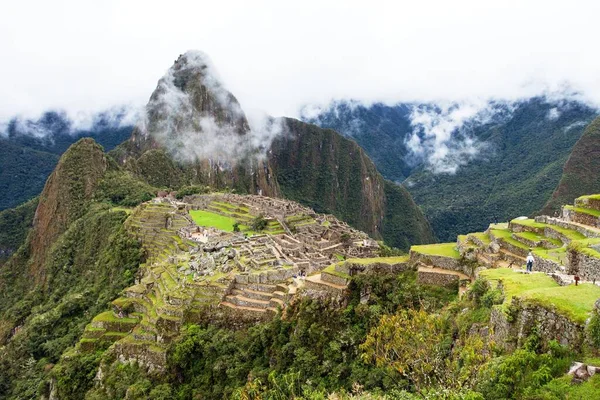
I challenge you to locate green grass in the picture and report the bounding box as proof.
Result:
[514,231,562,247]
[470,232,491,245]
[411,243,460,259]
[491,228,511,239]
[533,247,566,263]
[577,194,600,201]
[489,223,509,230]
[510,218,546,229]
[324,263,351,280]
[479,268,600,324]
[569,238,600,259]
[94,311,139,324]
[564,205,600,218]
[546,224,586,241]
[189,210,238,231]
[345,255,410,265]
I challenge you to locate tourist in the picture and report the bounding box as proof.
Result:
[526,250,534,273]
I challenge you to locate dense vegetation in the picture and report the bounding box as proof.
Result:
[0,206,143,398]
[0,197,38,264]
[0,138,154,398]
[47,271,600,399]
[542,116,600,214]
[307,98,598,241]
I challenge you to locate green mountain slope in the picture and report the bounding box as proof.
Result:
[0,198,38,265]
[541,116,600,214]
[0,139,146,397]
[308,99,597,240]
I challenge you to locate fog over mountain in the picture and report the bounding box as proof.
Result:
[2,0,600,121]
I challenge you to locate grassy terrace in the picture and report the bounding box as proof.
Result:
[323,263,350,280]
[511,218,546,230]
[577,194,600,201]
[411,243,460,259]
[479,268,600,324]
[470,232,491,245]
[564,205,600,218]
[533,247,567,263]
[190,209,240,232]
[514,231,562,247]
[569,238,600,259]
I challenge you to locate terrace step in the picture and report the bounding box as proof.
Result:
[575,196,600,212]
[542,217,600,239]
[225,295,270,309]
[305,274,347,292]
[321,271,350,286]
[564,206,600,229]
[272,291,287,301]
[231,288,273,301]
[499,249,525,267]
[269,298,285,309]
[219,301,268,314]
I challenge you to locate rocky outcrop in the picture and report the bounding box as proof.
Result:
[27,138,109,283]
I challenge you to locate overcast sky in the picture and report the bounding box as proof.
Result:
[2,0,600,121]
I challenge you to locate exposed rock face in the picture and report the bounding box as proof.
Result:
[542,117,600,214]
[28,138,109,283]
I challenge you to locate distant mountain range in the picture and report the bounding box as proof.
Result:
[305,98,600,240]
[0,111,134,210]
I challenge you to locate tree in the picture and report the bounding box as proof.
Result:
[250,215,268,232]
[360,309,448,392]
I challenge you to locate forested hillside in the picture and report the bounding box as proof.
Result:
[307,98,598,240]
[542,116,600,214]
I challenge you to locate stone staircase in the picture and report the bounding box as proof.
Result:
[220,281,292,315]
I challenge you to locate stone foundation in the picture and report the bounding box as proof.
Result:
[417,270,459,288]
[490,298,585,351]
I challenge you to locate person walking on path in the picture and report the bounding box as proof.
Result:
[526,250,534,273]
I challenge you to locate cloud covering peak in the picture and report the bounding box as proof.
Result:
[137,50,284,164]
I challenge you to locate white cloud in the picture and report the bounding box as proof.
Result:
[1,0,600,121]
[139,51,285,164]
[405,101,498,173]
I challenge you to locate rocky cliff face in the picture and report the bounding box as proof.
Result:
[28,138,109,283]
[542,117,600,214]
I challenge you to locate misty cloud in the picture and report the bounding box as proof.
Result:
[139,51,285,166]
[405,101,501,174]
[0,107,140,139]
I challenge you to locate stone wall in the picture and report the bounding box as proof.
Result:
[563,207,600,229]
[490,298,585,352]
[533,255,563,274]
[567,250,600,281]
[234,266,300,284]
[340,261,412,276]
[499,238,528,258]
[409,251,470,276]
[417,270,459,289]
